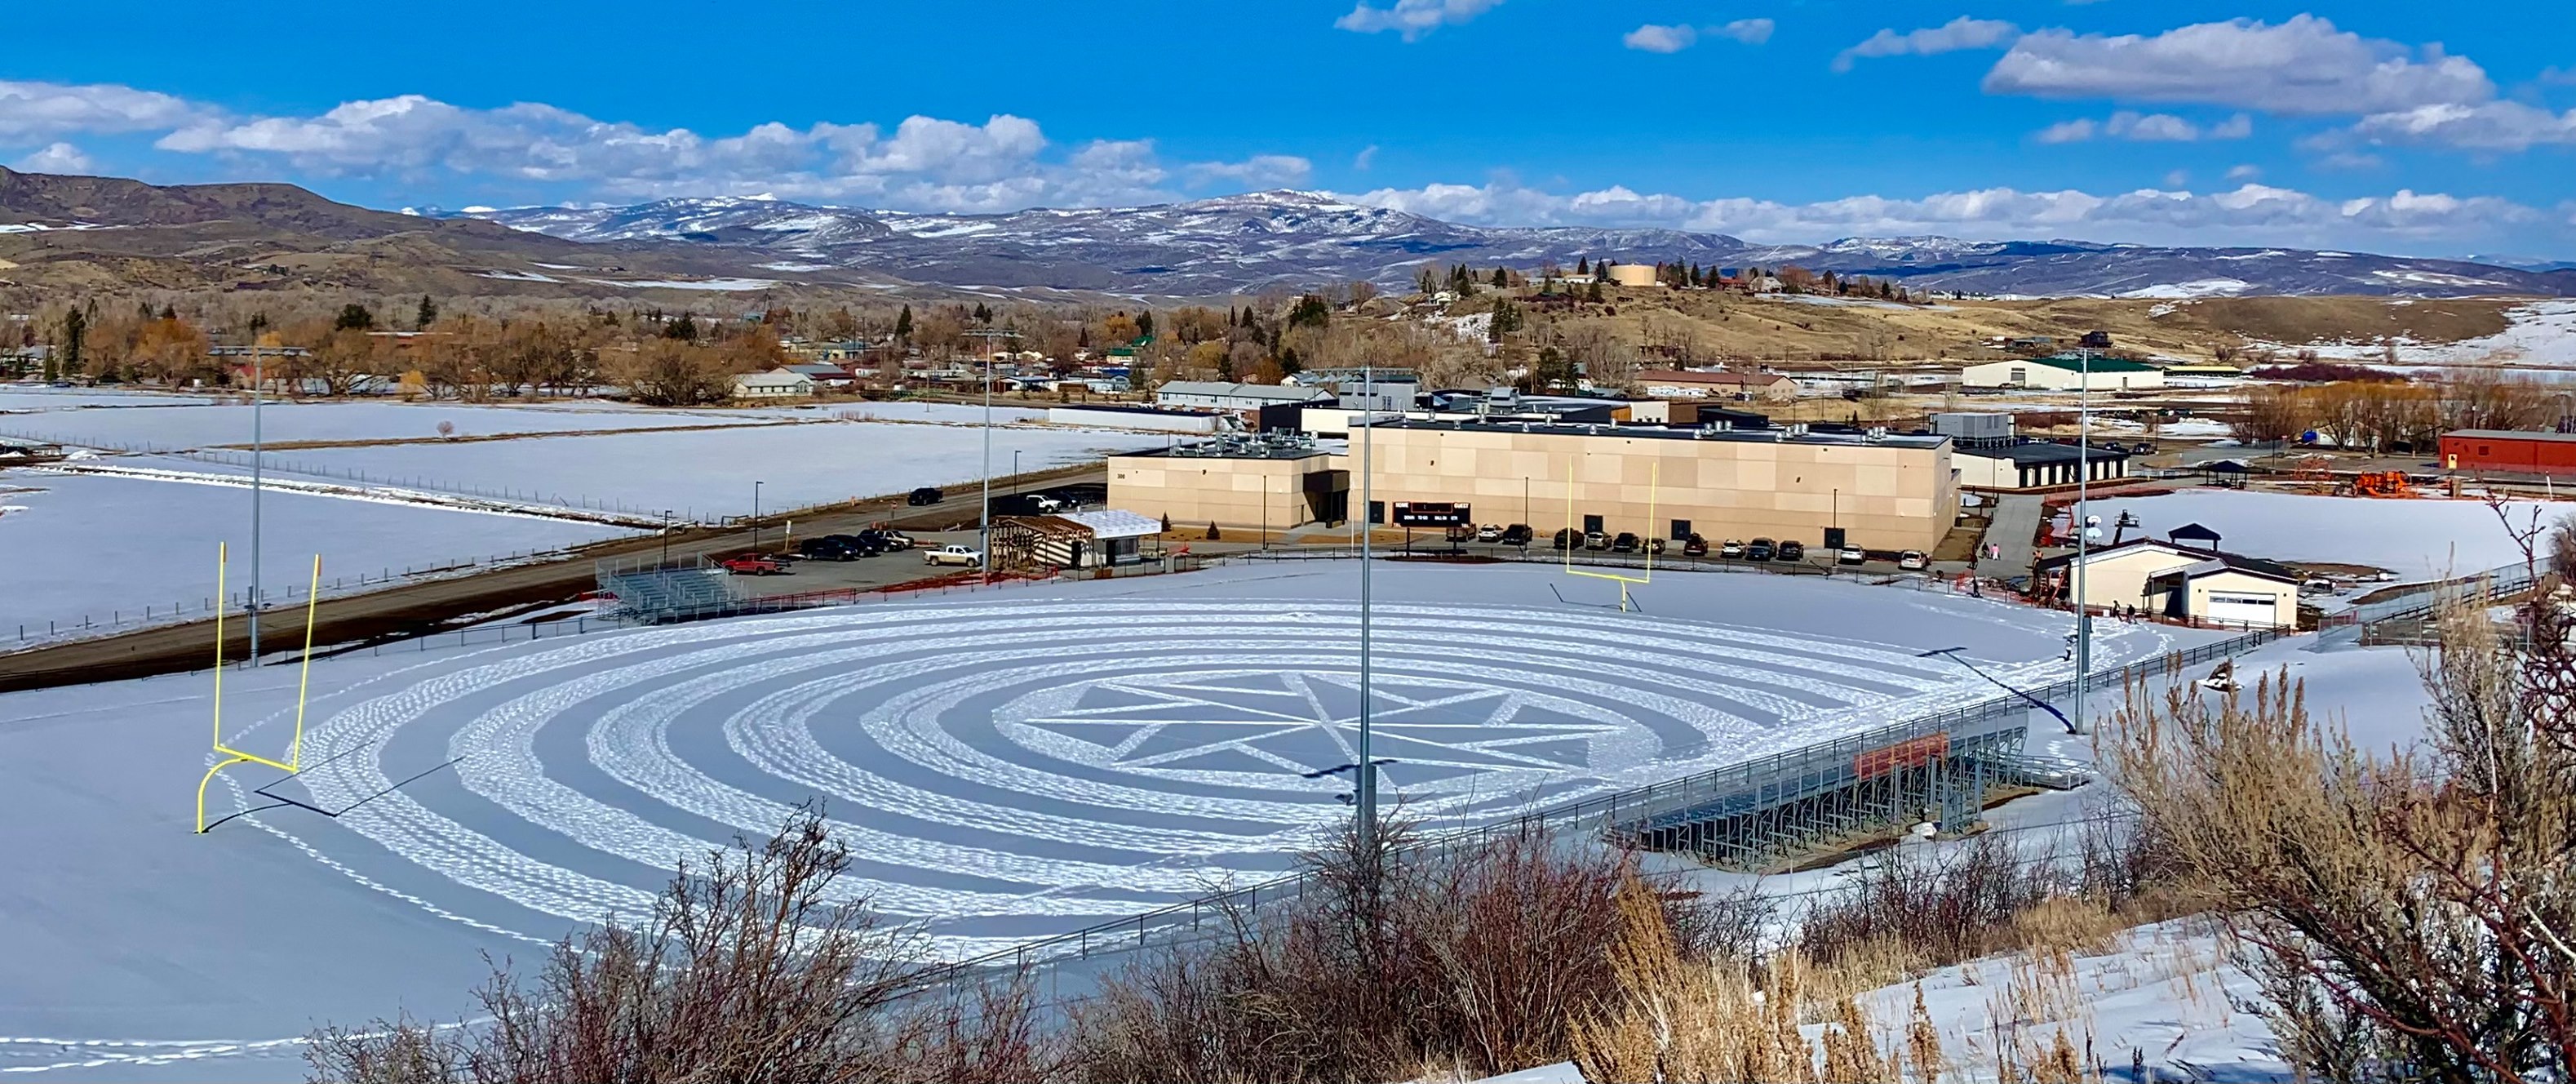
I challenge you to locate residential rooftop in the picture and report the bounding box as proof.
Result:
[1372,418,1950,449]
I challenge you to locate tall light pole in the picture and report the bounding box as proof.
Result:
[1355,363,1379,851]
[661,509,674,567]
[248,346,265,660]
[2073,353,2095,735]
[963,327,1014,567]
[751,481,764,553]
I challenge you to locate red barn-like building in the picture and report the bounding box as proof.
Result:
[2440,429,2576,475]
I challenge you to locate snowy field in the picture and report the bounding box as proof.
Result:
[0,395,782,451]
[0,561,2218,1079]
[2089,489,2559,579]
[253,421,1164,518]
[0,471,636,646]
[2241,299,2576,368]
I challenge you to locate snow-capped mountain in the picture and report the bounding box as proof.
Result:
[433,189,2572,300]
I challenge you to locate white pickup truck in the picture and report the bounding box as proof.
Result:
[924,544,984,567]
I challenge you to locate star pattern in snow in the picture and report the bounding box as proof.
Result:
[1014,669,1629,786]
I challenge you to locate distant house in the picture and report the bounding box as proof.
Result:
[2079,330,2115,350]
[1638,369,1799,403]
[1962,355,2165,392]
[733,367,816,398]
[1953,441,2132,491]
[783,362,858,389]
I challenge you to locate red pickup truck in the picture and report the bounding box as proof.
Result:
[720,555,785,575]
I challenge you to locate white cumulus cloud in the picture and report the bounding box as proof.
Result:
[2036,111,2252,143]
[1984,16,2493,115]
[2351,101,2576,151]
[8,141,94,173]
[1714,19,1775,46]
[1834,17,2021,73]
[1185,154,1315,188]
[0,79,201,140]
[1334,0,1503,41]
[1624,24,1696,53]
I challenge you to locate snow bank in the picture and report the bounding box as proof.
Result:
[2090,490,2556,578]
[0,398,777,451]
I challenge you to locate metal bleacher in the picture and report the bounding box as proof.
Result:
[595,555,743,624]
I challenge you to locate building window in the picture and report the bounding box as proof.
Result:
[1583,513,1604,534]
[2480,445,2491,455]
[1368,500,1385,525]
[1670,519,1692,540]
[2009,367,2027,384]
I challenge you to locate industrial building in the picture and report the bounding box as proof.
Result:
[1954,442,2132,491]
[1108,420,1959,553]
[989,509,1164,571]
[1962,355,2165,392]
[2440,429,2576,476]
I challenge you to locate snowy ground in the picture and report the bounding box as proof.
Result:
[0,561,2214,1079]
[0,396,782,452]
[2086,489,2559,579]
[2241,299,2576,369]
[249,421,1165,518]
[0,471,636,648]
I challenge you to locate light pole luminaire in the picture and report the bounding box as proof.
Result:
[2073,353,2093,735]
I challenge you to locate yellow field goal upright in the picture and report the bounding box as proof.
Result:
[195,544,326,833]
[1561,453,1657,613]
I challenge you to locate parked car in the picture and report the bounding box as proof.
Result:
[1445,523,1478,543]
[1776,540,1806,562]
[1031,495,1071,513]
[1585,531,1610,550]
[1645,537,1667,555]
[907,486,945,506]
[825,532,885,556]
[797,537,865,562]
[1553,527,1581,550]
[1610,532,1639,553]
[1501,523,1534,546]
[1837,545,1866,566]
[874,530,917,550]
[1720,539,1745,560]
[1475,523,1504,543]
[720,555,785,575]
[1682,534,1709,558]
[924,544,983,566]
[1897,550,1930,571]
[1745,538,1776,562]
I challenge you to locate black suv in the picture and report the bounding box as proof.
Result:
[1610,532,1640,553]
[1501,523,1534,546]
[1681,533,1709,558]
[907,486,944,506]
[1776,540,1807,562]
[797,536,866,562]
[1745,538,1776,562]
[1553,527,1582,550]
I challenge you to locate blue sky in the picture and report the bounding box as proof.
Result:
[5,2,2574,257]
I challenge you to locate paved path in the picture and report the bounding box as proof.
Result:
[1983,493,2045,581]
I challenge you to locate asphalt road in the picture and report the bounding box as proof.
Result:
[0,466,1103,694]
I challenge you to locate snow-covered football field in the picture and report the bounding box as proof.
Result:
[0,561,2220,1079]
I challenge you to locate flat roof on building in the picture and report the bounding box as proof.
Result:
[1373,419,1949,449]
[1155,381,1332,402]
[1956,441,2131,464]
[2445,429,2576,443]
[2017,355,2159,374]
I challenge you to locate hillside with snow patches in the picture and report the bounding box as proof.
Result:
[443,190,2576,300]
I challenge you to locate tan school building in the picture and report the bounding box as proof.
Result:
[1108,420,1959,553]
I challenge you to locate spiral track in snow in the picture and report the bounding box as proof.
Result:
[274,597,2075,955]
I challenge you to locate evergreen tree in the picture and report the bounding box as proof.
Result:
[416,295,438,329]
[61,308,85,376]
[1575,255,1589,275]
[1288,295,1332,328]
[1586,280,1604,303]
[1490,267,1508,288]
[158,304,177,321]
[665,313,698,341]
[1278,345,1302,375]
[894,305,914,341]
[971,302,992,324]
[1136,312,1154,340]
[1417,266,1438,295]
[248,312,269,338]
[334,304,375,331]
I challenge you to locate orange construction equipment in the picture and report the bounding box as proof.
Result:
[2348,470,2414,498]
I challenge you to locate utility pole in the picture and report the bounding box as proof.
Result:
[752,481,764,553]
[2073,352,2095,735]
[1356,362,1378,851]
[964,327,1015,568]
[661,509,674,567]
[249,345,265,660]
